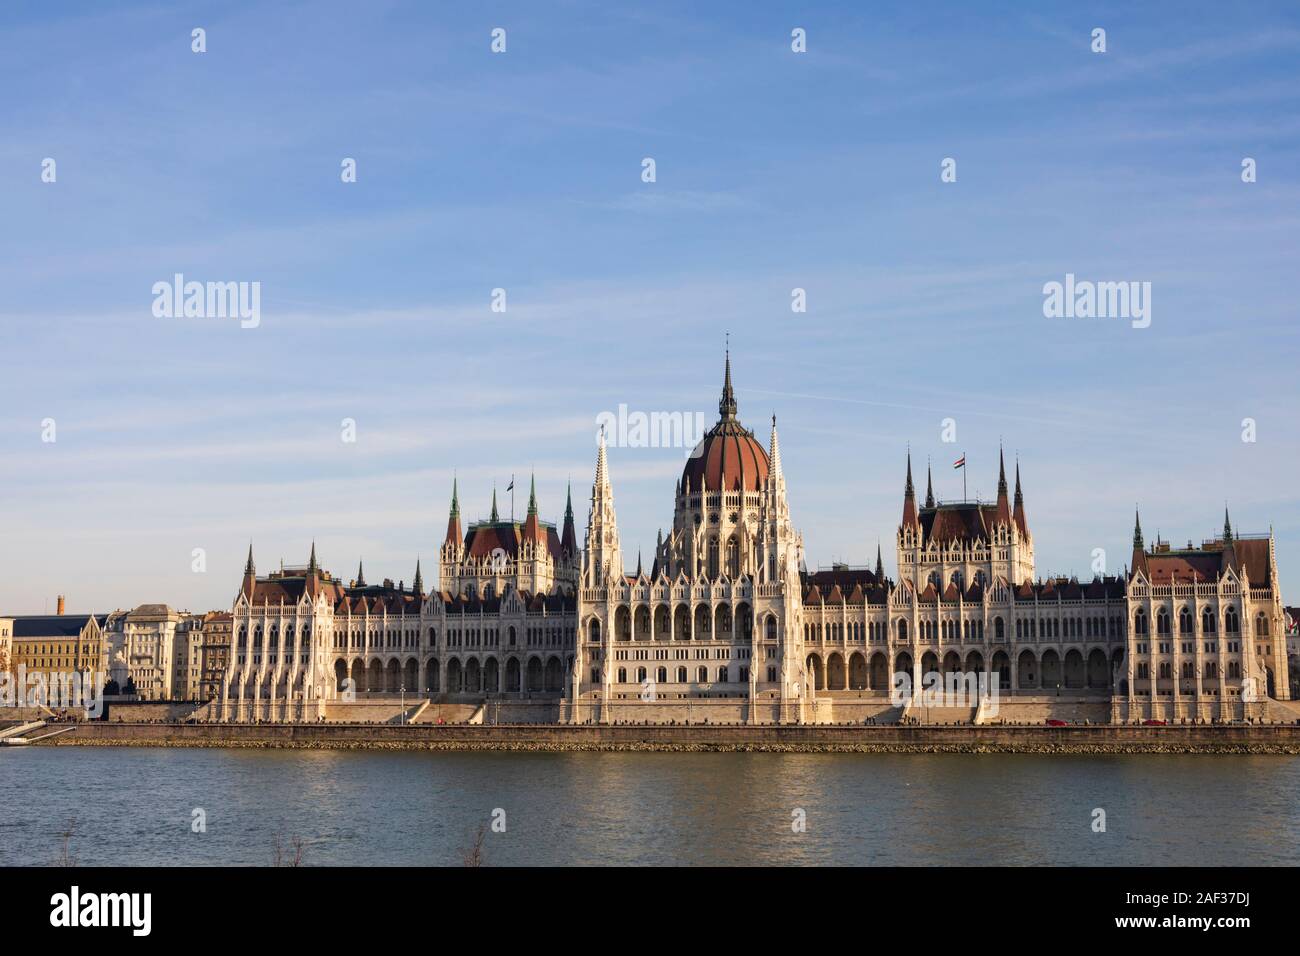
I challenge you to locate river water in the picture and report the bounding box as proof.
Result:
[2,748,1297,866]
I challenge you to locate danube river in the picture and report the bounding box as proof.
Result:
[3,748,1298,866]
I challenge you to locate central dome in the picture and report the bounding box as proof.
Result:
[681,354,770,493]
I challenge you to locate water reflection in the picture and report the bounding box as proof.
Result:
[1,749,1297,866]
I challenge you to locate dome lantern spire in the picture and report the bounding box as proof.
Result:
[719,338,737,422]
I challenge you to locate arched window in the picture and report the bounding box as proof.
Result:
[897,619,908,641]
[1255,612,1269,637]
[617,667,627,683]
[656,667,667,683]
[717,666,729,683]
[725,536,739,578]
[1225,608,1239,634]
[1134,609,1147,636]
[1202,608,1216,634]
[676,666,687,682]
[707,538,719,579]
[636,666,647,683]
[1179,608,1193,635]
[766,616,777,640]
[1157,610,1170,635]
[697,666,708,682]
[994,617,1004,640]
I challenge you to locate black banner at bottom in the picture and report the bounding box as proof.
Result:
[0,865,1273,943]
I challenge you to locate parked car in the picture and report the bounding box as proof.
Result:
[1045,719,1068,727]
[1142,719,1167,726]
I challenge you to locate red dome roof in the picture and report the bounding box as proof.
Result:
[680,352,770,492]
[683,426,769,492]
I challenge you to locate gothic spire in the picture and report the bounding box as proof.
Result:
[560,481,578,559]
[769,414,783,478]
[490,487,499,523]
[994,445,1011,524]
[356,559,366,587]
[527,473,538,516]
[595,427,609,488]
[413,559,423,594]
[1012,459,1027,534]
[307,540,318,574]
[925,459,935,509]
[241,542,257,599]
[1223,505,1233,543]
[719,344,737,421]
[444,478,462,548]
[875,542,885,581]
[902,451,918,527]
[1133,509,1144,550]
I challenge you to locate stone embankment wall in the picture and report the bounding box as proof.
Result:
[35,721,1300,753]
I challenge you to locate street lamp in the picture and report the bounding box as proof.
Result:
[400,683,405,724]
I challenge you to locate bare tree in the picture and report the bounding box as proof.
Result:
[271,831,305,867]
[55,816,78,867]
[461,824,487,867]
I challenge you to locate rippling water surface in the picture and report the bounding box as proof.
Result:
[2,748,1297,866]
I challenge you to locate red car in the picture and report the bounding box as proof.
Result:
[1142,719,1167,726]
[1045,719,1068,727]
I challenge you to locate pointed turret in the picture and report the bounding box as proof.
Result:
[560,482,578,560]
[490,488,499,523]
[304,541,321,597]
[412,559,424,595]
[994,446,1012,525]
[901,452,919,528]
[444,478,462,548]
[585,428,623,585]
[925,459,935,509]
[875,542,885,582]
[1012,460,1027,536]
[635,550,643,579]
[1131,508,1148,576]
[595,426,609,488]
[769,414,783,478]
[241,543,256,599]
[356,559,366,588]
[522,473,543,544]
[719,348,738,421]
[1221,505,1238,572]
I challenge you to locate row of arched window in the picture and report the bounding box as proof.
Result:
[1134,607,1265,637]
[614,664,750,684]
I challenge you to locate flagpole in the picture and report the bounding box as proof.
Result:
[511,474,515,523]
[963,452,967,502]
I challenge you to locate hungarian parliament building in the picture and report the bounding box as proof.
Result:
[219,357,1291,725]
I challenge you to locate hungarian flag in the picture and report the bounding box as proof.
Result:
[953,455,965,469]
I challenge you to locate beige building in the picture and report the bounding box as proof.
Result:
[104,605,190,700]
[198,611,232,700]
[221,481,580,722]
[6,611,107,697]
[0,616,11,675]
[215,355,1289,724]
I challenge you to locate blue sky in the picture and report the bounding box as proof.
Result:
[1,0,1298,614]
